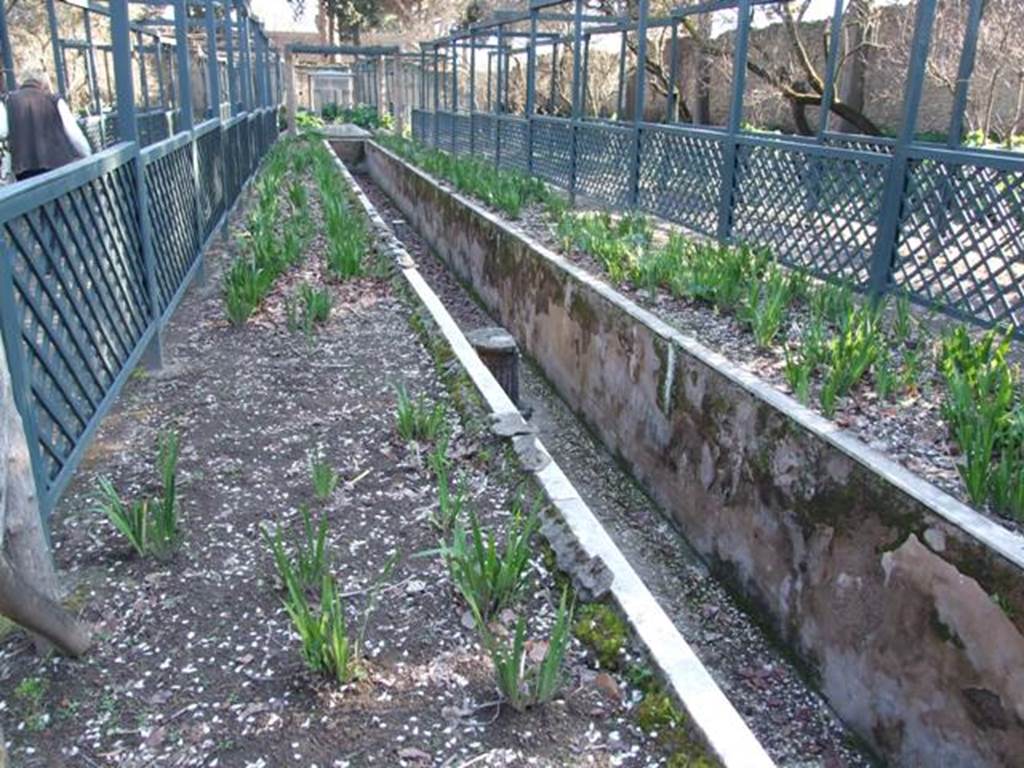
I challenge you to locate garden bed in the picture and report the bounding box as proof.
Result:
[362,137,1024,768]
[0,138,695,767]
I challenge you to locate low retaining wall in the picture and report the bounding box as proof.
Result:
[363,140,1024,767]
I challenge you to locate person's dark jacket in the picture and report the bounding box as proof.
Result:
[7,81,81,178]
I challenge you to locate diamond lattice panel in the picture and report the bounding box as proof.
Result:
[3,161,149,484]
[197,128,226,240]
[532,119,571,189]
[497,118,528,174]
[473,114,496,161]
[893,156,1024,331]
[638,126,723,237]
[146,143,200,310]
[732,143,886,286]
[576,123,632,207]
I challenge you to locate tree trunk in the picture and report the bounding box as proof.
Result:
[0,719,6,768]
[839,0,873,133]
[0,334,91,657]
[695,15,712,124]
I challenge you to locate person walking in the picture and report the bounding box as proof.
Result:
[0,68,92,183]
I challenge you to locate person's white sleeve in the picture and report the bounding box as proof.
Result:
[57,99,93,158]
[0,102,7,142]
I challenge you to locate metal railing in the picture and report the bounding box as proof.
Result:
[411,0,1024,336]
[0,0,282,522]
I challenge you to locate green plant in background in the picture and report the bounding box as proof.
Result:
[739,261,792,348]
[394,384,447,442]
[375,134,555,219]
[309,449,340,501]
[992,406,1024,520]
[818,305,883,416]
[939,325,1019,512]
[297,282,331,328]
[481,587,573,712]
[434,465,467,531]
[296,110,324,130]
[437,499,539,620]
[95,430,181,558]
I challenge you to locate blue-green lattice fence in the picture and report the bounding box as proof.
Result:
[0,107,280,521]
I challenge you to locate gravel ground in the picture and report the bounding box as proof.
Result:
[353,170,878,768]
[0,164,679,768]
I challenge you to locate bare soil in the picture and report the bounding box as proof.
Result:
[0,171,677,767]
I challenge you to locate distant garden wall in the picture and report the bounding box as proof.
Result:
[364,139,1024,768]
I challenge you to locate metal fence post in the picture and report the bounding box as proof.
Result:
[495,26,504,170]
[934,0,985,240]
[451,40,458,154]
[526,8,538,173]
[432,45,440,146]
[238,2,253,112]
[666,22,679,123]
[45,0,66,98]
[469,36,477,155]
[550,41,558,114]
[225,5,238,115]
[569,0,584,204]
[83,10,102,115]
[629,0,650,208]
[205,0,222,120]
[112,0,162,368]
[715,0,752,242]
[867,0,938,297]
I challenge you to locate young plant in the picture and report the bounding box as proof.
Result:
[297,282,331,328]
[263,504,329,593]
[394,384,447,442]
[438,500,539,620]
[150,430,181,552]
[94,430,181,558]
[271,541,396,683]
[740,262,792,348]
[95,477,148,557]
[992,408,1024,520]
[434,465,467,531]
[481,587,574,712]
[310,449,340,501]
[783,346,814,405]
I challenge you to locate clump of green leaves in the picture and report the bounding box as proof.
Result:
[309,449,340,502]
[939,326,1020,514]
[818,304,883,417]
[375,134,554,219]
[480,587,574,712]
[394,384,447,442]
[95,430,181,558]
[557,211,652,284]
[263,504,329,593]
[300,282,331,324]
[437,498,539,621]
[434,463,467,531]
[264,505,396,682]
[224,141,315,324]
